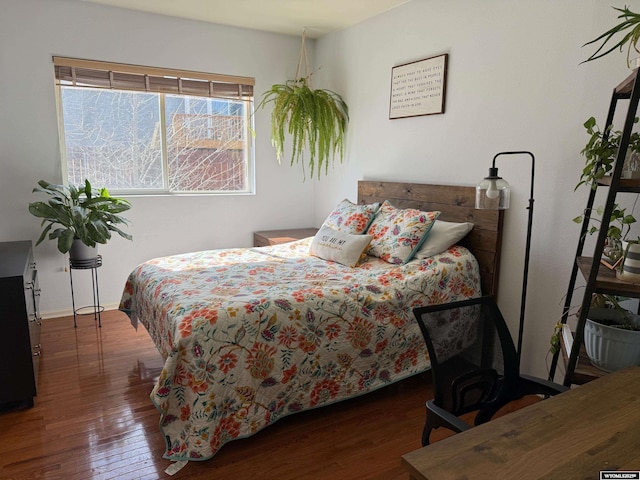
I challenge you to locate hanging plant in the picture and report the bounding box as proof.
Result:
[582,6,640,65]
[257,32,349,179]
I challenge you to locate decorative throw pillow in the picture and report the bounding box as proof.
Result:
[309,226,373,267]
[321,199,380,234]
[366,201,440,264]
[414,221,474,259]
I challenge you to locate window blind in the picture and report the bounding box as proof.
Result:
[53,57,254,100]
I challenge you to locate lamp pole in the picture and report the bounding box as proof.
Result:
[478,151,535,360]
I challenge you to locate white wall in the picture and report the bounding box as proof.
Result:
[4,0,640,379]
[1,0,315,316]
[313,0,640,377]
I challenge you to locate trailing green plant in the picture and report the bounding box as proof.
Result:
[258,78,348,180]
[576,116,640,191]
[574,115,640,268]
[582,6,640,66]
[29,179,132,254]
[573,203,636,243]
[257,31,349,180]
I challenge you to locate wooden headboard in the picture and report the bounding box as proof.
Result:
[358,180,504,298]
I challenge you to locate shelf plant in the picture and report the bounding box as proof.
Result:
[549,292,640,366]
[257,32,349,180]
[574,112,640,285]
[29,179,132,256]
[583,293,640,372]
[573,203,635,248]
[576,116,640,191]
[574,116,640,282]
[583,6,640,66]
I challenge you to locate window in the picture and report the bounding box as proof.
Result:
[54,57,255,194]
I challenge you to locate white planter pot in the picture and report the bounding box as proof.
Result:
[622,150,640,179]
[584,308,640,372]
[69,239,98,261]
[617,241,640,283]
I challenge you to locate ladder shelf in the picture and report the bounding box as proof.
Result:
[549,67,640,386]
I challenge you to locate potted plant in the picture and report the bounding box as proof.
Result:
[574,114,640,271]
[618,235,640,282]
[583,294,640,372]
[257,32,349,180]
[582,6,640,66]
[576,116,640,191]
[29,179,132,260]
[573,203,636,264]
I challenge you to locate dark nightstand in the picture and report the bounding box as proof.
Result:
[253,228,318,247]
[0,241,41,408]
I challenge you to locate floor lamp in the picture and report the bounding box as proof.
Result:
[475,151,535,360]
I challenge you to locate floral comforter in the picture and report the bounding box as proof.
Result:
[119,238,481,461]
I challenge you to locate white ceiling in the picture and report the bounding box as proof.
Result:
[78,0,412,38]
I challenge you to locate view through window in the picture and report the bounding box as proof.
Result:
[54,58,255,194]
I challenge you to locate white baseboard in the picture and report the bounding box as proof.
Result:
[40,303,121,320]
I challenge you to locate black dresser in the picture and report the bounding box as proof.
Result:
[0,241,41,408]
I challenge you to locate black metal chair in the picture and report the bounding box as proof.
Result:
[412,296,568,445]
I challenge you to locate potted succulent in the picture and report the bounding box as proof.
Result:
[29,179,132,260]
[583,294,640,372]
[257,32,349,180]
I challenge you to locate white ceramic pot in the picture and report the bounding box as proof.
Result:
[69,239,98,261]
[584,308,640,372]
[622,150,640,179]
[617,241,640,283]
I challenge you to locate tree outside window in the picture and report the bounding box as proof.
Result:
[54,57,255,195]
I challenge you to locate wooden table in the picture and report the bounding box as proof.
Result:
[402,366,640,480]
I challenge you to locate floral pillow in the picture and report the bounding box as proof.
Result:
[321,199,380,234]
[366,200,440,264]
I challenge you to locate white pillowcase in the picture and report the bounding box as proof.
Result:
[309,226,373,267]
[413,220,474,259]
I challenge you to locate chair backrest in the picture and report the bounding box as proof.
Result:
[413,296,520,417]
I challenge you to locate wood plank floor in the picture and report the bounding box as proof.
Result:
[0,310,436,480]
[0,310,537,480]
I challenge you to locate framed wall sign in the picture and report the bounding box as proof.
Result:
[389,53,448,119]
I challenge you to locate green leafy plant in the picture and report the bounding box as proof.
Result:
[583,6,640,65]
[257,78,348,180]
[574,116,640,267]
[576,116,640,191]
[573,203,638,269]
[29,179,132,254]
[257,31,349,180]
[573,203,636,242]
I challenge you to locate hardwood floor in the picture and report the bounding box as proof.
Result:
[0,310,434,480]
[0,310,538,480]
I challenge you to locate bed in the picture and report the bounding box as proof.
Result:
[119,181,503,461]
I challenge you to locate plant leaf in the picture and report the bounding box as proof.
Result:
[257,78,348,180]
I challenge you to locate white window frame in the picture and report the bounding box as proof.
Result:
[53,57,255,196]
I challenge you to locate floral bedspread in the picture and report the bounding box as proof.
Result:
[119,238,481,461]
